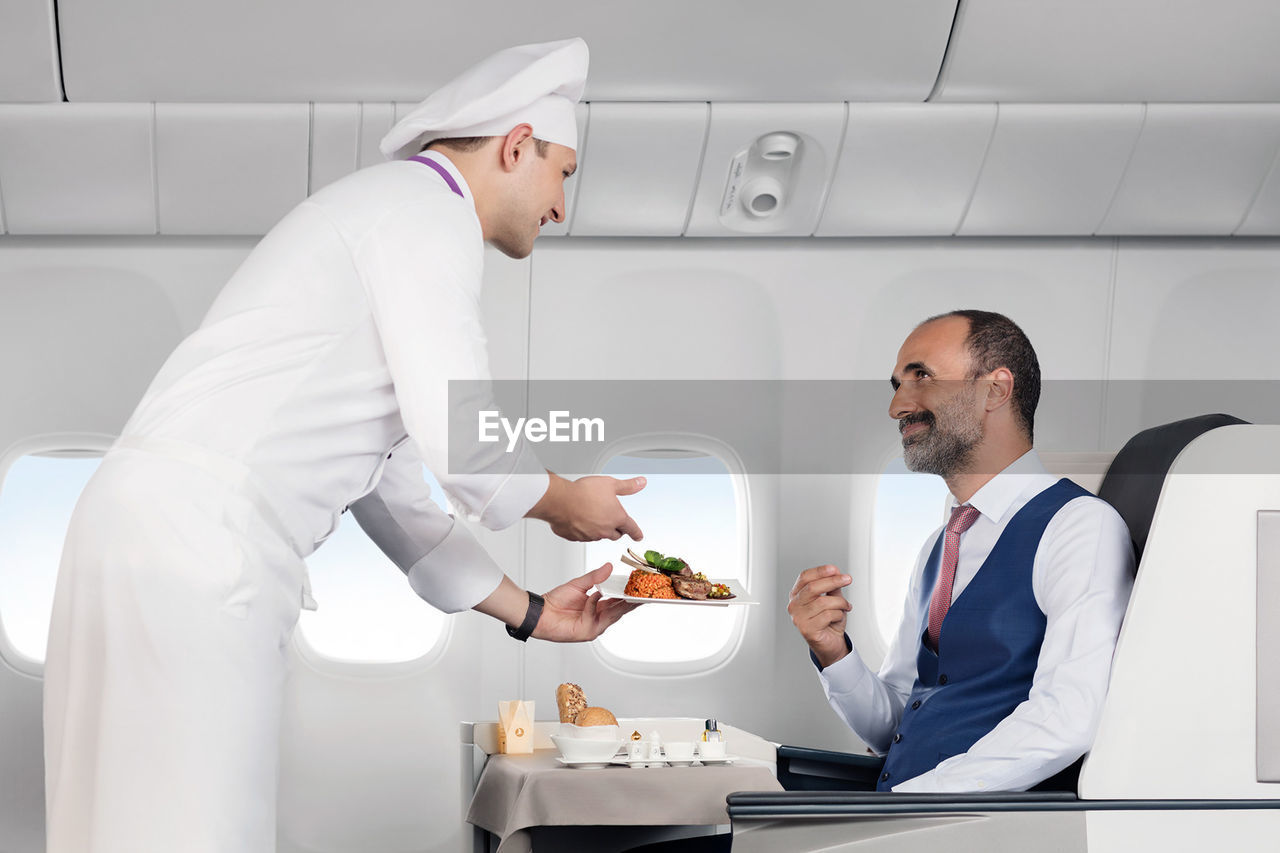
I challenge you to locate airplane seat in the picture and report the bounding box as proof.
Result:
[1024,412,1252,795]
[768,413,1251,797]
[1095,413,1250,566]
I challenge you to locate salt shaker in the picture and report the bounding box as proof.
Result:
[646,730,664,765]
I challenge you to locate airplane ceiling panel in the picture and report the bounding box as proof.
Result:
[0,105,156,235]
[815,103,995,237]
[56,0,957,102]
[155,104,310,234]
[570,103,708,237]
[934,0,1280,102]
[959,104,1144,236]
[0,0,62,101]
[686,104,847,237]
[1099,105,1280,236]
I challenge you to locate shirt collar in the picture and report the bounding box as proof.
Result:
[412,149,476,208]
[953,449,1052,524]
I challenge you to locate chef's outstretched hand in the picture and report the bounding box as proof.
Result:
[533,563,640,642]
[527,472,645,542]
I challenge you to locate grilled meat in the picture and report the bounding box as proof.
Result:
[671,575,712,600]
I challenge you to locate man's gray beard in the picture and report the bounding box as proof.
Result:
[903,403,983,478]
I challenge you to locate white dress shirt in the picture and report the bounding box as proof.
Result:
[120,150,546,612]
[817,449,1134,792]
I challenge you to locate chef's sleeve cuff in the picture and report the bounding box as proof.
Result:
[472,443,549,530]
[405,520,505,613]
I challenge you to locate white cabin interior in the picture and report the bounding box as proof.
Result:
[2,2,1279,851]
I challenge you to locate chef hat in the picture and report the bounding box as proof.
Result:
[380,37,588,161]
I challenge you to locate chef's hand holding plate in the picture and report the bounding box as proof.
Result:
[534,563,640,642]
[788,564,853,669]
[527,472,646,542]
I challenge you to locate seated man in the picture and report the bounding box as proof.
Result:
[789,309,1134,792]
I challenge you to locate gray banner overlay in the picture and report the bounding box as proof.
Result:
[447,380,1280,476]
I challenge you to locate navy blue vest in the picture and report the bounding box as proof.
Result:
[876,478,1090,791]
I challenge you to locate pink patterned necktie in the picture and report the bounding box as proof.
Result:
[926,504,982,652]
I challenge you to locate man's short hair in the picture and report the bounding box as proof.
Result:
[425,136,550,156]
[928,309,1041,442]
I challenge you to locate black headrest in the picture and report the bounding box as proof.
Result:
[1097,413,1249,566]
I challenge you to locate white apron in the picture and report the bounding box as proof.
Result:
[43,151,547,852]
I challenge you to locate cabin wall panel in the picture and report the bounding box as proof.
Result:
[934,0,1280,102]
[815,104,995,237]
[1103,240,1280,446]
[0,104,156,235]
[958,104,1144,236]
[1098,106,1280,236]
[155,104,310,235]
[0,0,62,102]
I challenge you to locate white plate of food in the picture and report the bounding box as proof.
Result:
[598,561,758,606]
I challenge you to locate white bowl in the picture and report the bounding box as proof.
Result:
[551,734,625,763]
[664,742,696,763]
[559,723,621,741]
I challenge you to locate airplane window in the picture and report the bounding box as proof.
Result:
[585,450,747,667]
[295,467,452,665]
[872,457,951,648]
[0,453,102,667]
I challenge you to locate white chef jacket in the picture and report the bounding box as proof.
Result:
[816,450,1134,792]
[119,150,546,612]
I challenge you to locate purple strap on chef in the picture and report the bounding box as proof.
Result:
[408,155,464,198]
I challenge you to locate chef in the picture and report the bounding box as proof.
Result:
[44,37,641,853]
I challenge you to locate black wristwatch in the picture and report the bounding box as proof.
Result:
[506,591,545,642]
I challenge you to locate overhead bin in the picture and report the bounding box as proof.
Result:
[815,104,995,237]
[1098,105,1280,236]
[4,101,1278,237]
[934,0,1280,102]
[0,0,62,102]
[0,104,155,235]
[1237,158,1280,236]
[55,0,956,102]
[570,103,707,237]
[155,104,310,235]
[309,104,360,196]
[958,104,1144,236]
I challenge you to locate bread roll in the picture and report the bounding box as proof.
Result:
[556,683,587,724]
[574,706,618,727]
